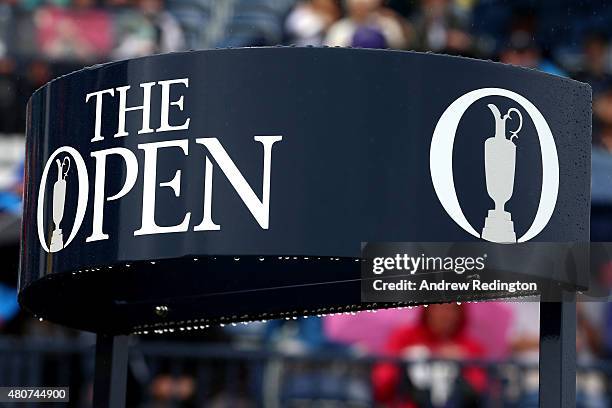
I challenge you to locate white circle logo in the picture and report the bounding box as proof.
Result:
[37,146,89,253]
[430,88,559,243]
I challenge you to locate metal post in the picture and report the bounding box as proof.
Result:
[539,301,576,407]
[93,335,129,408]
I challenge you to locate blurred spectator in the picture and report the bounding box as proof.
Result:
[0,282,18,327]
[285,0,341,46]
[150,372,197,407]
[21,59,52,100]
[148,327,239,408]
[576,304,609,408]
[575,32,612,97]
[595,112,612,153]
[507,302,539,364]
[499,30,565,77]
[593,86,612,153]
[385,0,417,20]
[324,308,420,354]
[325,303,512,359]
[577,303,605,361]
[20,0,71,11]
[0,59,52,134]
[264,316,346,354]
[410,0,472,54]
[0,57,20,133]
[574,32,612,147]
[0,2,12,58]
[372,304,485,407]
[508,302,608,408]
[324,0,407,49]
[0,158,23,214]
[112,0,185,60]
[34,0,113,62]
[351,24,386,48]
[501,305,534,405]
[602,302,612,358]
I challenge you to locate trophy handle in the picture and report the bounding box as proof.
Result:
[61,156,70,179]
[503,108,523,142]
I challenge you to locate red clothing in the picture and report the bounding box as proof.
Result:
[372,322,486,405]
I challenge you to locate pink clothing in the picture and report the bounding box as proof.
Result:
[324,302,513,359]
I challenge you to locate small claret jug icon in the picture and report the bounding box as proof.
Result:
[49,156,70,252]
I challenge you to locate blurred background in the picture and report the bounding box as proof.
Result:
[1,0,612,406]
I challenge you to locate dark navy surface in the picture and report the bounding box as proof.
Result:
[18,48,591,333]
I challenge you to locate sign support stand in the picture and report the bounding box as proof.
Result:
[539,300,576,407]
[93,334,129,408]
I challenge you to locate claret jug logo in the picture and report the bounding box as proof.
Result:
[48,157,71,251]
[37,147,89,253]
[430,88,560,243]
[36,77,283,253]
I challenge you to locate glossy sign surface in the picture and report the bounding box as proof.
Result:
[19,48,591,333]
